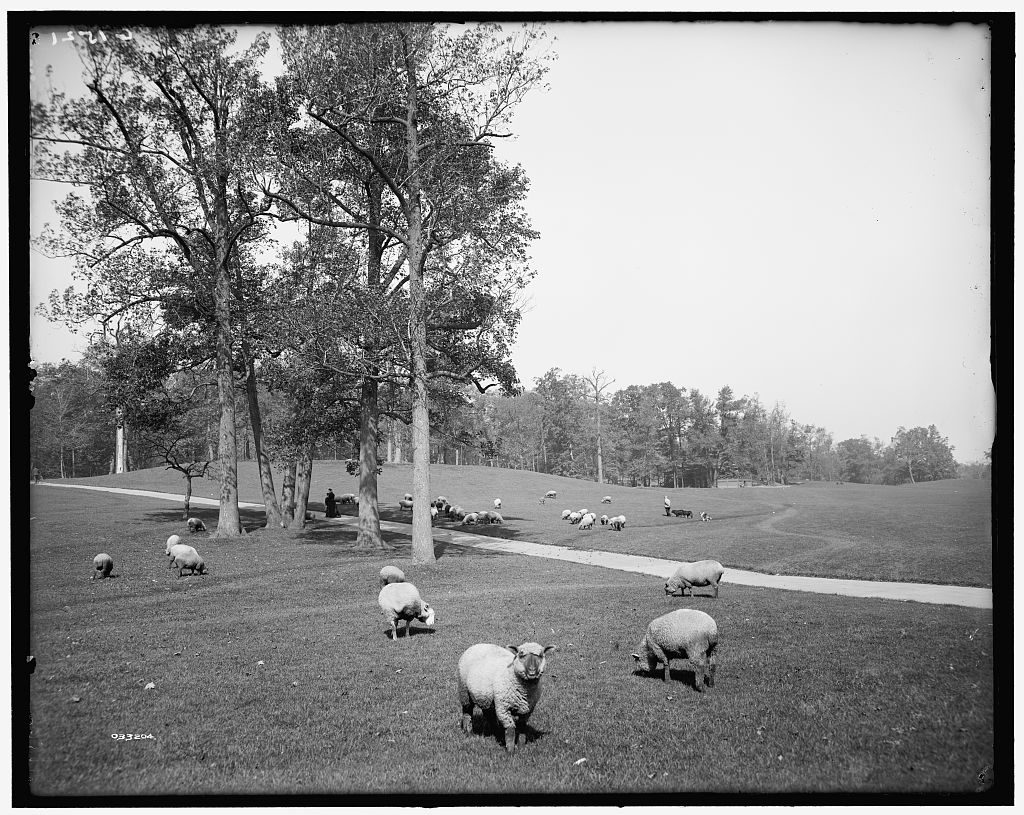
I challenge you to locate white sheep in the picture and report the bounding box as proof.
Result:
[578,512,596,530]
[378,582,435,640]
[544,490,557,498]
[600,496,612,504]
[398,499,414,511]
[600,515,609,526]
[338,493,357,504]
[632,609,718,691]
[665,560,725,599]
[462,512,480,525]
[567,511,582,525]
[700,511,713,523]
[609,515,626,531]
[577,508,589,517]
[187,517,207,533]
[493,498,502,510]
[430,506,438,520]
[172,550,208,578]
[458,642,557,755]
[560,509,572,520]
[92,553,113,580]
[167,543,199,569]
[435,495,449,507]
[404,493,414,501]
[485,511,504,525]
[379,565,406,589]
[164,534,182,555]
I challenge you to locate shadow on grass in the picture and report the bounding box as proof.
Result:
[631,666,708,692]
[464,711,548,750]
[380,625,436,641]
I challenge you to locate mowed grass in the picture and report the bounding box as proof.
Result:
[66,462,993,586]
[28,488,994,796]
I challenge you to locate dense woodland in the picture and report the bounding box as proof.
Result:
[30,356,979,488]
[28,25,982,559]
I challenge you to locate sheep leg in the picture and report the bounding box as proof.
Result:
[662,660,671,683]
[460,704,474,733]
[389,619,398,641]
[713,582,719,599]
[498,713,518,754]
[405,619,412,638]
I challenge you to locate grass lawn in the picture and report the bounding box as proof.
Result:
[26,487,995,796]
[65,462,993,587]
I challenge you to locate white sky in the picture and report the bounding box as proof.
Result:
[26,20,995,461]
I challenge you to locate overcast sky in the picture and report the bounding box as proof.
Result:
[28,20,994,461]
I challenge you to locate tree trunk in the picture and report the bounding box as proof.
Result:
[243,348,283,528]
[357,376,385,548]
[294,448,312,527]
[386,419,395,464]
[281,462,297,525]
[183,475,193,520]
[115,408,127,473]
[212,228,241,537]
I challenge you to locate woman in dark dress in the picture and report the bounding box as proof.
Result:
[325,489,338,518]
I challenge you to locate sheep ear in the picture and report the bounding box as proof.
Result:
[505,645,519,655]
[630,653,641,661]
[543,645,557,654]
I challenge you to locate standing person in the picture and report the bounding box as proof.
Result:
[325,489,338,518]
[664,495,671,517]
[32,466,40,484]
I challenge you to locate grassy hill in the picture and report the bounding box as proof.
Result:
[57,462,992,586]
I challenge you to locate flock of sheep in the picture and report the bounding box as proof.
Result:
[91,517,209,581]
[371,487,728,755]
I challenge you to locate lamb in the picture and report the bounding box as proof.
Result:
[338,493,357,504]
[544,490,557,499]
[600,514,609,525]
[700,512,713,523]
[379,565,406,589]
[457,642,557,755]
[92,553,113,580]
[378,582,435,640]
[567,511,582,525]
[578,512,596,530]
[609,515,626,531]
[172,550,208,578]
[493,498,502,510]
[485,511,504,525]
[560,509,572,520]
[462,512,480,525]
[398,499,414,511]
[600,496,612,504]
[187,517,207,533]
[632,609,718,691]
[665,560,725,599]
[167,543,199,569]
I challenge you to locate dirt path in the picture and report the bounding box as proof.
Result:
[37,483,992,610]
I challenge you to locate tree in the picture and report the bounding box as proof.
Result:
[582,368,615,484]
[32,26,275,537]
[888,425,957,484]
[837,436,883,483]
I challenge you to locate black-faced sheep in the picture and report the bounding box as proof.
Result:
[544,490,557,498]
[172,550,207,578]
[609,515,626,531]
[378,582,434,640]
[458,642,556,755]
[632,609,718,691]
[379,565,406,589]
[462,512,480,525]
[600,515,609,525]
[493,498,502,510]
[700,512,713,523]
[578,512,596,530]
[167,543,199,568]
[560,509,572,520]
[338,493,357,504]
[671,509,693,519]
[187,517,207,533]
[398,499,414,511]
[600,496,612,504]
[403,493,414,501]
[567,511,583,525]
[92,553,113,579]
[485,511,504,525]
[665,560,725,599]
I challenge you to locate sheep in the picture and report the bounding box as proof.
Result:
[430,506,439,520]
[435,495,449,508]
[700,512,713,523]
[600,514,609,525]
[164,534,182,555]
[600,496,612,504]
[577,508,590,517]
[187,517,207,534]
[457,642,556,755]
[560,509,572,520]
[379,565,406,589]
[671,509,693,519]
[493,498,502,510]
[665,560,725,599]
[578,512,596,530]
[609,515,626,531]
[544,490,557,499]
[398,499,414,511]
[92,553,113,580]
[167,543,199,569]
[442,502,452,515]
[172,550,208,578]
[378,582,434,640]
[403,493,414,501]
[485,511,504,525]
[632,609,718,691]
[567,511,583,525]
[462,512,480,525]
[338,493,357,504]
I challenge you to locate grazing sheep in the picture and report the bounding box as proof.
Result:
[609,515,626,531]
[578,512,596,530]
[92,553,113,580]
[665,560,725,599]
[378,582,434,640]
[700,512,713,523]
[435,495,449,508]
[458,642,557,755]
[462,512,480,525]
[560,509,572,521]
[485,511,504,525]
[632,609,718,691]
[379,565,406,589]
[600,496,612,504]
[430,506,438,520]
[338,493,357,504]
[544,490,557,499]
[600,514,609,525]
[167,543,199,569]
[567,511,583,525]
[164,534,182,555]
[577,508,589,517]
[172,550,208,578]
[398,499,414,511]
[452,506,467,520]
[671,509,693,519]
[493,498,502,510]
[187,517,207,534]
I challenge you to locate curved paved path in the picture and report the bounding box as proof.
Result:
[37,483,992,609]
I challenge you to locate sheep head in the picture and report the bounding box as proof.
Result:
[505,643,556,682]
[418,603,435,627]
